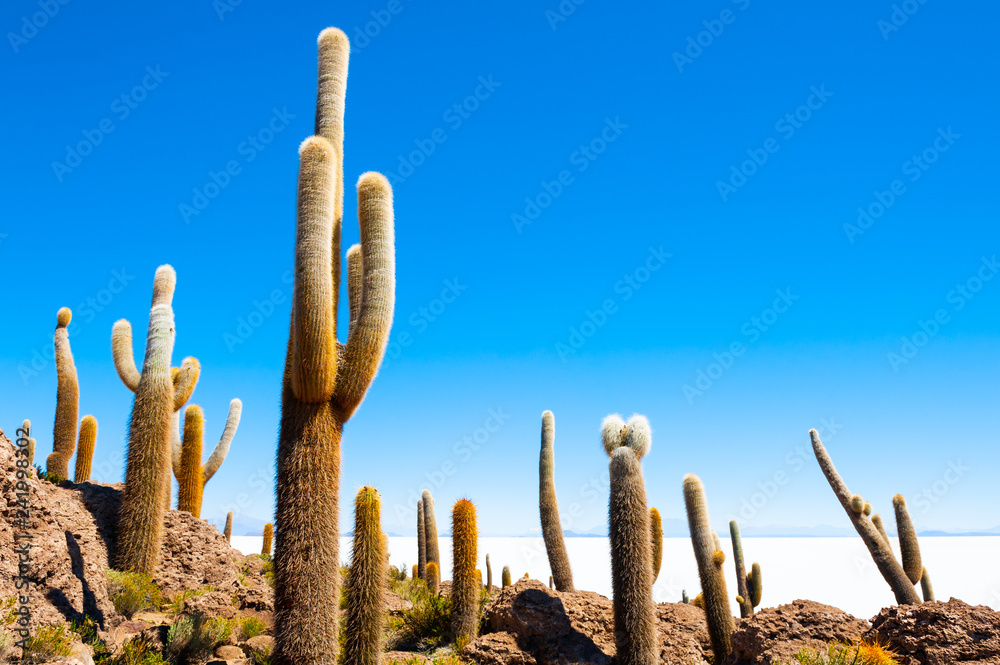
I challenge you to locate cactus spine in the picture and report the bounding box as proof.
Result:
[343,487,386,665]
[224,511,233,543]
[451,499,479,642]
[605,414,658,665]
[810,430,920,604]
[426,562,440,594]
[273,28,395,665]
[486,553,493,591]
[684,474,733,662]
[262,523,274,556]
[501,566,511,588]
[417,499,427,580]
[919,567,934,601]
[48,307,79,479]
[73,415,97,483]
[892,495,922,585]
[650,507,663,582]
[174,399,242,518]
[538,410,574,592]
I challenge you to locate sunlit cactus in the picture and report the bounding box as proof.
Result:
[422,489,440,569]
[650,507,663,582]
[224,511,233,543]
[262,523,274,556]
[342,486,386,665]
[501,566,511,588]
[48,307,78,479]
[872,514,892,549]
[748,561,762,608]
[730,520,753,618]
[73,415,97,483]
[426,562,440,594]
[175,399,242,518]
[539,410,574,592]
[684,474,732,662]
[451,499,479,642]
[892,494,922,586]
[417,499,426,581]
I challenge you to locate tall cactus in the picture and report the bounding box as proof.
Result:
[174,399,242,518]
[730,520,753,618]
[343,486,386,665]
[810,430,920,604]
[273,28,395,665]
[49,307,78,479]
[262,523,274,556]
[114,266,182,575]
[417,500,427,580]
[893,495,922,586]
[604,414,658,665]
[224,511,233,543]
[451,499,479,643]
[538,410,574,592]
[501,565,511,588]
[422,489,440,567]
[74,415,97,483]
[684,474,733,662]
[650,507,663,582]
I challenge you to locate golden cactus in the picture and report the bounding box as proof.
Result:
[650,507,663,582]
[342,487,386,665]
[450,499,479,642]
[174,399,242,517]
[262,523,274,556]
[73,415,97,483]
[48,307,78,479]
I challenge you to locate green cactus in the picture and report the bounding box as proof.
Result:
[501,566,511,588]
[262,523,273,556]
[682,590,689,604]
[538,410,574,592]
[605,414,658,665]
[426,562,440,594]
[729,520,753,618]
[872,514,892,549]
[810,430,920,604]
[650,507,663,582]
[224,511,233,543]
[892,495,922,585]
[422,489,440,568]
[273,28,396,665]
[684,474,733,662]
[48,307,78,479]
[73,415,97,483]
[919,567,934,602]
[174,399,242,518]
[342,487,386,665]
[417,500,426,581]
[486,553,493,591]
[450,499,479,643]
[747,561,762,608]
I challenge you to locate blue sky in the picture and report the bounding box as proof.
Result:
[2,0,998,538]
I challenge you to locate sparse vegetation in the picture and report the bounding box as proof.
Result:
[102,634,168,665]
[165,585,214,616]
[239,615,267,640]
[165,613,231,664]
[387,576,452,650]
[791,640,900,665]
[106,570,162,618]
[21,624,73,664]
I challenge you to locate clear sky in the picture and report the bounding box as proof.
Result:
[2,0,998,538]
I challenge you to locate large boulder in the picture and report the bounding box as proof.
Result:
[867,599,1000,665]
[729,599,869,664]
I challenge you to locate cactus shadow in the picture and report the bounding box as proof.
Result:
[45,531,105,630]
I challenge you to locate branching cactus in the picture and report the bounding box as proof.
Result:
[175,399,242,518]
[451,499,479,643]
[539,410,574,591]
[422,489,440,567]
[48,307,78,479]
[343,486,386,665]
[224,511,233,543]
[417,499,427,580]
[650,507,663,582]
[74,415,97,483]
[262,523,274,556]
[730,520,753,618]
[684,474,733,662]
[501,566,511,588]
[426,562,440,594]
[810,430,920,604]
[893,495,922,585]
[604,414,658,665]
[114,266,182,575]
[273,28,396,665]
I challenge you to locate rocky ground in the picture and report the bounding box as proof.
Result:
[2,426,998,665]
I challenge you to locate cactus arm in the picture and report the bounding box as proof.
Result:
[202,398,242,483]
[810,430,920,604]
[730,520,753,618]
[172,357,201,411]
[650,507,663,582]
[334,172,395,419]
[151,264,176,307]
[919,567,934,601]
[748,562,763,607]
[893,495,923,585]
[112,320,142,393]
[872,514,892,550]
[539,410,574,592]
[601,413,626,456]
[347,244,363,331]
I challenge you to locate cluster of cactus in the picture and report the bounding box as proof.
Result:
[272,26,396,665]
[729,520,762,617]
[538,410,575,592]
[603,413,658,665]
[174,399,242,518]
[451,499,479,643]
[684,474,733,662]
[810,430,923,604]
[342,486,386,665]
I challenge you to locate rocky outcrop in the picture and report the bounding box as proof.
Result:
[729,599,869,664]
[867,599,1000,665]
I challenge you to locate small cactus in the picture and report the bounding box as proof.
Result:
[411,564,417,580]
[684,474,733,662]
[501,566,511,588]
[342,486,386,665]
[730,520,753,618]
[539,410,574,592]
[486,553,493,591]
[224,511,233,543]
[422,489,440,568]
[73,415,97,483]
[262,523,274,556]
[747,562,762,608]
[417,500,427,581]
[892,495,922,586]
[426,561,440,594]
[682,590,689,604]
[919,567,934,601]
[49,307,79,479]
[450,499,479,643]
[851,494,865,514]
[650,507,663,582]
[175,400,242,518]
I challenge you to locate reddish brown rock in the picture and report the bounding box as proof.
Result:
[866,599,1000,665]
[729,599,869,664]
